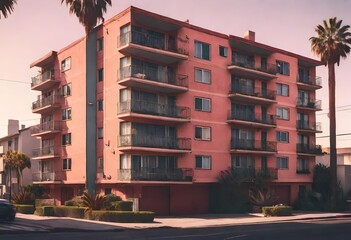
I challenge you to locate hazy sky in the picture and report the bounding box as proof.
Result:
[0,0,350,148]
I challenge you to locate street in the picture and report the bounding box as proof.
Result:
[1,218,351,240]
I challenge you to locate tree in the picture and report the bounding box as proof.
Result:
[310,17,351,203]
[0,0,17,19]
[3,150,31,200]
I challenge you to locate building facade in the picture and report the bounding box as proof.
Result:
[29,6,322,215]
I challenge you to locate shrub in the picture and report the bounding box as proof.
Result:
[12,188,35,205]
[35,206,54,216]
[114,201,133,211]
[88,211,155,223]
[81,192,107,212]
[104,194,122,209]
[35,199,55,207]
[14,204,35,214]
[262,205,292,217]
[53,206,86,218]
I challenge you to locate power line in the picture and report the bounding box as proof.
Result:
[316,133,351,138]
[0,78,30,84]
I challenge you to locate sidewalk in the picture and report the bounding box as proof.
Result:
[12,211,351,232]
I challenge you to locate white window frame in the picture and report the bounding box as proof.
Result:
[276,60,290,75]
[194,40,211,60]
[194,97,211,112]
[276,157,289,169]
[62,108,72,121]
[195,126,211,141]
[219,45,228,57]
[195,68,211,84]
[195,155,211,169]
[62,133,72,146]
[63,158,72,170]
[61,57,71,72]
[276,131,289,143]
[277,83,289,96]
[276,107,289,120]
[98,128,103,139]
[61,83,71,97]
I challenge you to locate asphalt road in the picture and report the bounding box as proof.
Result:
[1,218,351,240]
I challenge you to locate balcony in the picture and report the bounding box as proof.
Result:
[296,120,322,133]
[117,65,188,93]
[297,76,322,90]
[230,139,277,154]
[31,70,59,91]
[229,86,276,104]
[296,98,322,111]
[117,31,188,64]
[296,143,323,155]
[231,167,278,181]
[32,146,60,160]
[32,171,66,182]
[296,169,311,174]
[118,135,191,153]
[117,100,190,123]
[117,168,194,182]
[228,111,276,128]
[31,121,62,137]
[32,95,62,114]
[228,61,276,80]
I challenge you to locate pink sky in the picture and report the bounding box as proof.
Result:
[0,0,350,148]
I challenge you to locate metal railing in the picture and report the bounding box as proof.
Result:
[117,168,193,182]
[118,100,190,119]
[32,95,62,110]
[117,65,188,87]
[231,58,277,75]
[296,143,322,154]
[296,98,322,109]
[296,120,322,131]
[31,121,62,135]
[228,111,276,126]
[230,85,276,100]
[118,135,191,150]
[32,171,65,181]
[31,70,56,88]
[32,146,60,157]
[117,30,189,55]
[297,76,322,87]
[231,139,277,152]
[231,167,278,180]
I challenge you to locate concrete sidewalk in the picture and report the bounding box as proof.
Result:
[12,211,351,232]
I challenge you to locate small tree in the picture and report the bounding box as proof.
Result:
[0,0,17,19]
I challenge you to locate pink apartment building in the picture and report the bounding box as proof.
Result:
[30,6,322,215]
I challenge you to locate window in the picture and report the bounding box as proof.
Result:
[276,107,289,120]
[104,188,111,195]
[277,83,289,96]
[62,133,72,146]
[98,128,103,139]
[63,158,72,170]
[62,108,72,121]
[195,126,211,141]
[195,156,211,169]
[195,68,211,84]
[219,46,228,57]
[276,157,289,169]
[98,68,104,82]
[97,37,103,51]
[231,156,254,168]
[297,158,310,173]
[276,60,290,75]
[61,57,71,72]
[194,41,210,60]
[97,158,104,170]
[61,83,71,97]
[276,131,289,143]
[97,100,103,111]
[194,97,211,112]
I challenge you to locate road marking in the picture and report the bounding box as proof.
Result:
[151,231,247,239]
[224,235,248,239]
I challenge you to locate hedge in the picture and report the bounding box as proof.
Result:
[35,199,55,207]
[114,201,133,211]
[35,206,86,218]
[14,204,35,214]
[88,211,155,223]
[262,205,292,217]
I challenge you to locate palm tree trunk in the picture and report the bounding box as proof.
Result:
[328,62,337,205]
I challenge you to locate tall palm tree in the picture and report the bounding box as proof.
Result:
[310,17,351,203]
[0,0,17,19]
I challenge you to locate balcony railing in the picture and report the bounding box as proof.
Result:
[117,30,188,55]
[118,100,190,119]
[117,168,194,182]
[296,120,322,131]
[31,70,56,88]
[231,58,277,75]
[297,76,322,87]
[32,95,62,110]
[228,111,276,126]
[296,169,311,174]
[32,146,60,158]
[231,139,277,152]
[230,85,276,100]
[31,121,62,135]
[32,171,65,182]
[296,143,322,155]
[118,65,188,88]
[296,98,322,110]
[231,167,278,180]
[118,135,191,150]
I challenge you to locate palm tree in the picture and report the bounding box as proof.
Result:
[310,17,351,203]
[0,0,17,19]
[3,150,31,200]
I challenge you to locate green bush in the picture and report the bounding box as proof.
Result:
[104,194,123,210]
[34,206,44,216]
[262,205,292,217]
[34,206,55,216]
[14,204,35,214]
[53,206,87,218]
[35,199,55,207]
[88,211,155,223]
[114,201,133,211]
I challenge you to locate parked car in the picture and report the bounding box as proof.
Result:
[0,199,16,221]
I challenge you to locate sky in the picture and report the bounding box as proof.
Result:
[0,0,351,148]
